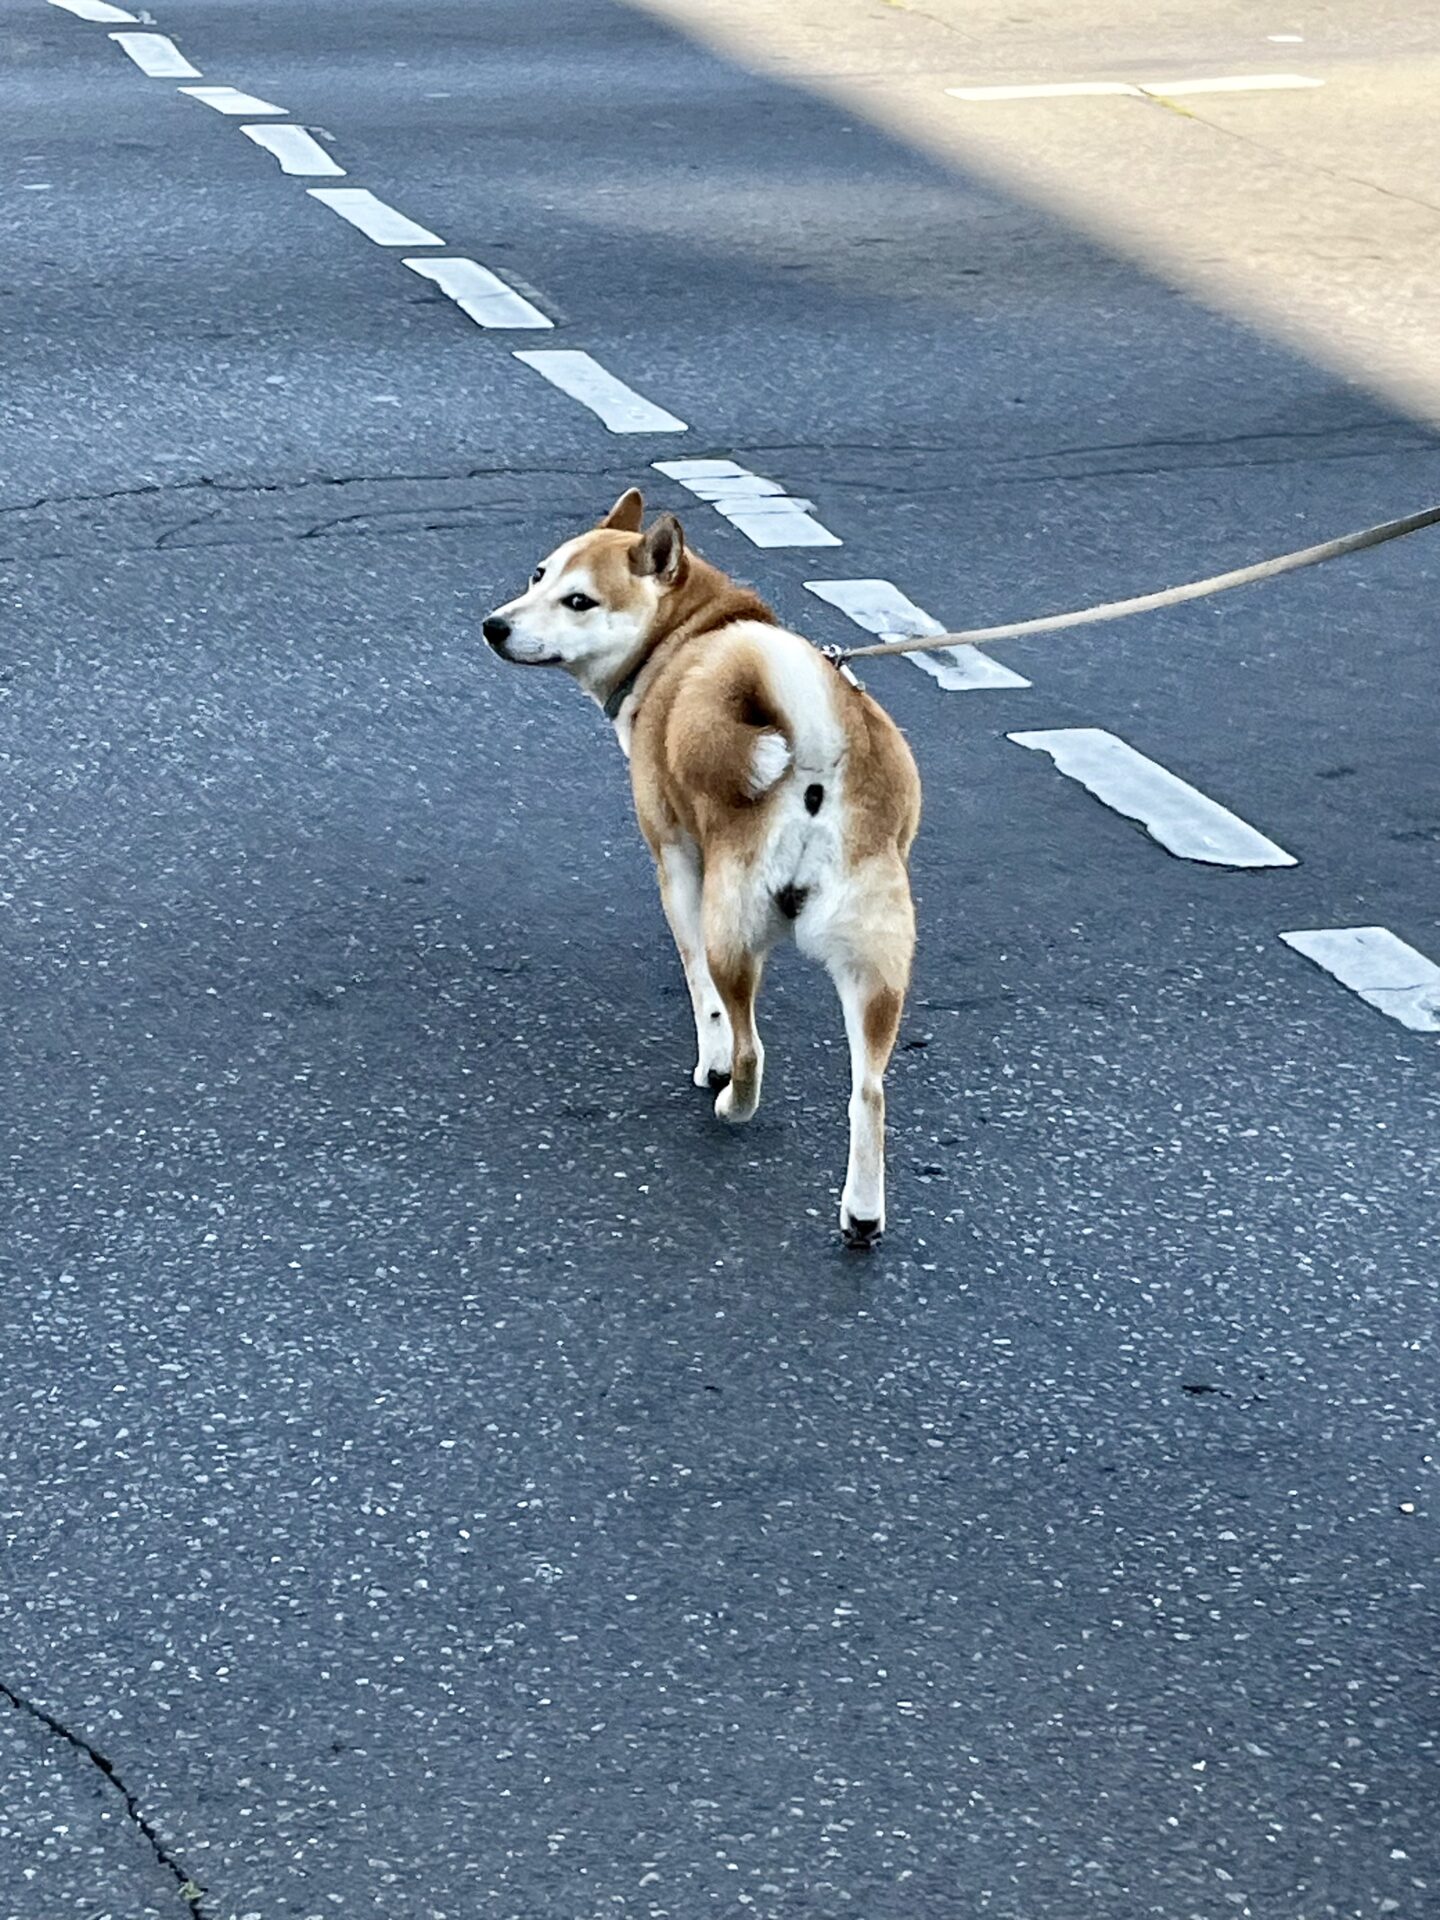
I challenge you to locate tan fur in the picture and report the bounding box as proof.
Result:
[485,490,922,1244]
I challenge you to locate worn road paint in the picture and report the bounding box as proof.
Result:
[1009,728,1295,866]
[654,458,841,548]
[804,578,1030,691]
[513,351,687,433]
[181,85,285,115]
[240,124,345,178]
[108,31,199,77]
[48,0,135,22]
[947,73,1319,101]
[948,80,1136,100]
[1280,927,1440,1033]
[307,188,443,247]
[403,256,552,330]
[1142,73,1321,95]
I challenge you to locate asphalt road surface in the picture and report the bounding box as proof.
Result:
[3,3,1438,1917]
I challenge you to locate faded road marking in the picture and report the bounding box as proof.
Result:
[947,74,1320,101]
[1143,74,1321,95]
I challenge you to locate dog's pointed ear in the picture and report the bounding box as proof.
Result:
[598,488,645,533]
[631,512,685,583]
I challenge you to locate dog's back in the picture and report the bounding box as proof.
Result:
[635,617,919,904]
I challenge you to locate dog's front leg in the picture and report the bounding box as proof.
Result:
[658,843,733,1088]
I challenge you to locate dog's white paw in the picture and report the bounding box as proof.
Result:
[747,730,792,798]
[692,1007,733,1087]
[839,1192,885,1249]
[715,1080,754,1123]
[714,1054,762,1123]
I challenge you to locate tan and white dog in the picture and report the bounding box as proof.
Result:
[483,490,921,1245]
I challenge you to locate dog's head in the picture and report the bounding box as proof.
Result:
[483,489,686,690]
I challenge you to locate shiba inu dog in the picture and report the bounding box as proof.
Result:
[483,489,921,1245]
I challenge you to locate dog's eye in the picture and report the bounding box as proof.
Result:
[562,592,598,612]
[530,566,545,585]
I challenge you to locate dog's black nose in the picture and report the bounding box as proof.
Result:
[482,615,511,649]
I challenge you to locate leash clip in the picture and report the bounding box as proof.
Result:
[819,642,862,687]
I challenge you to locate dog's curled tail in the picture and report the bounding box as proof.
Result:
[665,653,795,809]
[746,728,793,797]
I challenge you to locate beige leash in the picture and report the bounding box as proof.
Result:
[830,503,1440,665]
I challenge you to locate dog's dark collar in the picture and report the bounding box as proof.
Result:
[602,658,646,723]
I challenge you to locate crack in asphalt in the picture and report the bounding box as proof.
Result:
[0,460,638,521]
[748,420,1438,461]
[1,426,1434,564]
[0,507,539,566]
[1148,96,1440,222]
[814,438,1440,494]
[0,1681,212,1919]
[877,0,977,42]
[3,424,1430,524]
[153,507,227,550]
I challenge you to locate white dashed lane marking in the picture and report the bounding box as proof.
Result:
[1280,928,1440,1033]
[1009,728,1296,867]
[804,578,1030,691]
[307,187,443,247]
[241,124,345,178]
[513,351,687,434]
[108,31,199,78]
[947,74,1321,101]
[403,256,551,331]
[181,85,285,116]
[653,459,840,548]
[48,0,134,20]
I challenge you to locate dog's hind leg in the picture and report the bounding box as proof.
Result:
[821,859,914,1246]
[709,947,764,1123]
[658,843,733,1088]
[833,964,903,1245]
[702,862,767,1124]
